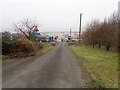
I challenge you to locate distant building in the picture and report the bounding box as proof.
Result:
[40,31,79,41]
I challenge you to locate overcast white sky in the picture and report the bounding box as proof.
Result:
[0,0,119,32]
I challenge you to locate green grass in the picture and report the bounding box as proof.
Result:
[68,45,118,88]
[36,44,54,55]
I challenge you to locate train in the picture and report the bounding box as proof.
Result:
[38,36,53,42]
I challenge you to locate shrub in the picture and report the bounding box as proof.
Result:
[2,40,17,55]
[2,39,43,57]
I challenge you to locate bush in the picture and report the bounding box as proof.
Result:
[2,39,43,57]
[2,40,17,55]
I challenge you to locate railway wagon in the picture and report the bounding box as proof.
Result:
[38,36,53,42]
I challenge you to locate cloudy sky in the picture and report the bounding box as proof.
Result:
[0,0,119,32]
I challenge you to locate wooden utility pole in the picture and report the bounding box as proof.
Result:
[118,2,120,53]
[70,28,72,37]
[79,13,82,44]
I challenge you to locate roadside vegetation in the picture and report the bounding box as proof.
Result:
[36,44,54,55]
[68,45,118,88]
[2,38,54,61]
[81,12,118,51]
[67,12,118,88]
[2,19,55,61]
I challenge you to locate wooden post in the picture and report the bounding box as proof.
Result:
[79,13,82,44]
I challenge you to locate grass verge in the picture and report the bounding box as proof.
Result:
[68,45,118,88]
[36,44,54,55]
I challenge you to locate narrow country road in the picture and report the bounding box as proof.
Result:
[3,42,89,88]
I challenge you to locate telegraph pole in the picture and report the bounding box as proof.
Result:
[118,2,120,53]
[79,13,82,44]
[70,28,72,37]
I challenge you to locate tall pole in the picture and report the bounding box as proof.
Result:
[70,28,72,41]
[118,2,120,54]
[79,13,82,44]
[70,28,71,37]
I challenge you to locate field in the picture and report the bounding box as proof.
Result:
[68,45,118,88]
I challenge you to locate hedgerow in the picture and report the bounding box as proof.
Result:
[2,39,43,57]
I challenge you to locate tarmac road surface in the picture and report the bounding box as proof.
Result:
[3,42,90,88]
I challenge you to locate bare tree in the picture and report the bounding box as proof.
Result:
[82,12,118,51]
[14,19,39,40]
[82,20,100,47]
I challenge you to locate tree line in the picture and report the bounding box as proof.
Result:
[81,12,118,51]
